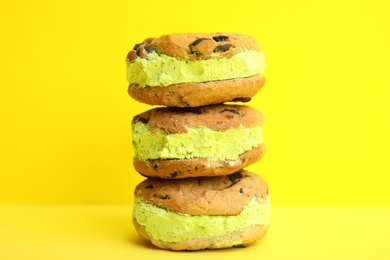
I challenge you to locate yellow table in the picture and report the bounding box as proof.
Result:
[1,205,389,259]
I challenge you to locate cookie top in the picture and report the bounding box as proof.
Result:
[126,32,262,62]
[132,104,264,134]
[134,170,269,216]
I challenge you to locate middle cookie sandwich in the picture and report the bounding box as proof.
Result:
[131,104,266,179]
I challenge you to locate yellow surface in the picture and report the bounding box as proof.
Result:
[1,1,389,258]
[0,0,390,206]
[0,205,389,259]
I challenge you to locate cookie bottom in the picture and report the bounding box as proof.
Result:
[133,218,269,251]
[128,75,265,107]
[133,144,266,179]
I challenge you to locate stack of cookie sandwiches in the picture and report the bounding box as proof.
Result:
[126,33,270,250]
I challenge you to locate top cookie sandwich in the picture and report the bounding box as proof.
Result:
[126,33,266,107]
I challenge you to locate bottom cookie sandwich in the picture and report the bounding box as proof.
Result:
[132,170,270,250]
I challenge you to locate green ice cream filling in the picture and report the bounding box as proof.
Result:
[132,121,263,161]
[133,196,271,244]
[126,50,265,87]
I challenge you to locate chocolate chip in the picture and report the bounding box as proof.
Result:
[145,184,154,189]
[189,38,209,47]
[188,38,212,56]
[239,188,244,193]
[213,43,232,53]
[170,171,178,178]
[228,172,242,183]
[136,47,141,56]
[220,109,241,115]
[137,117,149,124]
[152,162,158,170]
[144,44,156,53]
[133,43,142,50]
[155,195,170,200]
[212,35,229,42]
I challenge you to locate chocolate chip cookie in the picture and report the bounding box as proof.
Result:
[132,170,271,250]
[126,33,266,107]
[131,104,266,178]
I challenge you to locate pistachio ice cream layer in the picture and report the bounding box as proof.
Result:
[126,50,265,87]
[132,121,263,161]
[132,196,271,243]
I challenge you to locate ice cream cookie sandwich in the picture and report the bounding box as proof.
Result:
[126,33,266,107]
[132,170,270,250]
[131,104,266,179]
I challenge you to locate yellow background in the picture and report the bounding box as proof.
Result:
[1,0,389,206]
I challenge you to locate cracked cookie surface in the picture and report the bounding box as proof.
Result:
[126,33,262,62]
[132,104,264,134]
[134,170,269,215]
